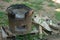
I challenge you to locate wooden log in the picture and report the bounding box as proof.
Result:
[32,21,52,32]
[1,26,15,37]
[1,27,8,38]
[43,30,48,35]
[1,26,16,40]
[49,24,59,30]
[39,25,43,39]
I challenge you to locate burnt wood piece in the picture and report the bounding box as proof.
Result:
[1,26,15,36]
[57,23,60,25]
[7,36,16,40]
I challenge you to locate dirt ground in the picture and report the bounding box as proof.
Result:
[46,34,60,40]
[0,32,2,40]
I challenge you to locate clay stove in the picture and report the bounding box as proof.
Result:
[6,4,33,35]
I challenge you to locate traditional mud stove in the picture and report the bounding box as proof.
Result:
[1,4,34,40]
[7,4,33,35]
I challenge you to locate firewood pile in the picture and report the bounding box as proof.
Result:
[32,14,60,35]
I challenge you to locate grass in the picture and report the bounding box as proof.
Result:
[0,11,8,26]
[55,11,60,21]
[21,0,44,11]
[22,2,43,11]
[56,5,60,8]
[0,5,4,9]
[48,3,55,7]
[16,34,39,40]
[3,0,12,2]
[16,33,46,40]
[47,0,55,7]
[28,0,44,5]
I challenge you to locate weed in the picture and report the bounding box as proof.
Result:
[0,5,4,9]
[3,0,12,2]
[47,0,55,7]
[23,2,43,11]
[55,11,60,21]
[0,11,8,26]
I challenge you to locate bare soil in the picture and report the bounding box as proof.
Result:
[47,34,60,40]
[0,32,2,40]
